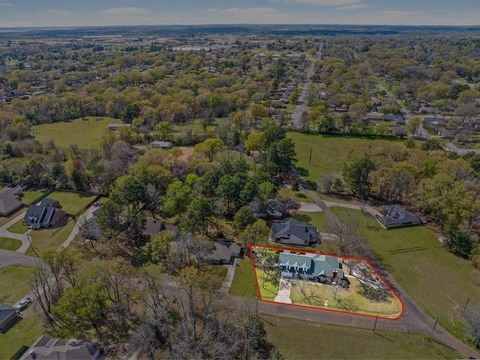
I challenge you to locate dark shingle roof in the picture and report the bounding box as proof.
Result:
[24,198,64,229]
[205,242,241,263]
[271,219,320,246]
[0,186,23,216]
[376,205,422,229]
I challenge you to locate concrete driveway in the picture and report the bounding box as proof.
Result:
[274,278,292,304]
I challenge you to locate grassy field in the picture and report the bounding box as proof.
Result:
[0,308,44,360]
[33,117,120,149]
[7,219,28,234]
[229,259,258,299]
[21,190,46,205]
[27,218,75,256]
[288,132,403,182]
[0,237,22,251]
[264,315,460,359]
[329,206,480,343]
[290,276,402,318]
[278,188,313,203]
[0,265,35,305]
[48,191,96,216]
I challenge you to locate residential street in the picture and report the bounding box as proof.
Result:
[0,249,43,269]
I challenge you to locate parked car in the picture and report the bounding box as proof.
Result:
[16,297,32,311]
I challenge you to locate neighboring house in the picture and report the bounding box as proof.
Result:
[21,335,102,360]
[0,186,23,216]
[375,205,423,229]
[279,251,344,284]
[0,304,19,332]
[106,123,130,131]
[271,219,320,246]
[24,198,66,230]
[204,242,242,265]
[151,141,173,149]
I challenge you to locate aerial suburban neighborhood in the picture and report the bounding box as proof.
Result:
[0,1,480,359]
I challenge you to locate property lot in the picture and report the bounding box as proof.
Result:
[27,218,75,256]
[229,259,258,299]
[33,116,120,149]
[0,265,35,305]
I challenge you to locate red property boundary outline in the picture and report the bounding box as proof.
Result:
[249,244,405,321]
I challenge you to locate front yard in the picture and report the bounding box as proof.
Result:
[0,265,35,305]
[290,275,403,318]
[229,259,258,299]
[26,218,75,256]
[0,237,22,251]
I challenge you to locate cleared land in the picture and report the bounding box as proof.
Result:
[288,132,403,181]
[7,219,28,234]
[264,315,459,359]
[0,308,44,360]
[33,117,120,149]
[290,275,402,318]
[0,237,22,251]
[0,265,35,305]
[229,259,258,299]
[48,191,96,216]
[328,206,480,343]
[27,218,75,256]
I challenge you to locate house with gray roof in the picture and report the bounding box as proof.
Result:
[0,186,23,216]
[21,335,102,360]
[279,251,344,284]
[204,241,242,265]
[0,304,19,332]
[375,205,423,229]
[24,198,66,230]
[271,219,320,246]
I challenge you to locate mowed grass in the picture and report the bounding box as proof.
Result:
[264,315,460,359]
[0,237,22,251]
[21,190,46,205]
[0,308,44,360]
[329,206,480,343]
[27,218,75,256]
[229,259,258,299]
[290,276,403,318]
[255,269,279,301]
[7,219,28,234]
[0,265,35,305]
[288,132,403,181]
[48,191,96,216]
[33,117,120,149]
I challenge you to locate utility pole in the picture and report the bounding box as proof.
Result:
[373,316,378,332]
[309,147,313,165]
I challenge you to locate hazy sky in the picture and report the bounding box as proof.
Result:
[0,0,479,27]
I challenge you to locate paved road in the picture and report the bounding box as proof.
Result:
[0,210,31,253]
[292,46,322,129]
[61,205,98,249]
[0,249,43,269]
[297,190,480,359]
[220,258,238,294]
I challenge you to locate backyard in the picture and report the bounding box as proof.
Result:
[21,190,46,205]
[0,265,35,305]
[229,259,258,299]
[264,315,459,359]
[33,117,120,149]
[48,191,96,216]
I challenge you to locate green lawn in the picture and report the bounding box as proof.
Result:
[264,315,460,359]
[27,218,75,256]
[0,308,44,360]
[229,259,258,299]
[7,219,28,234]
[288,132,403,182]
[48,191,96,216]
[0,265,35,305]
[256,269,279,301]
[33,117,120,149]
[329,206,480,344]
[21,190,46,205]
[278,188,313,203]
[290,276,402,318]
[0,237,22,251]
